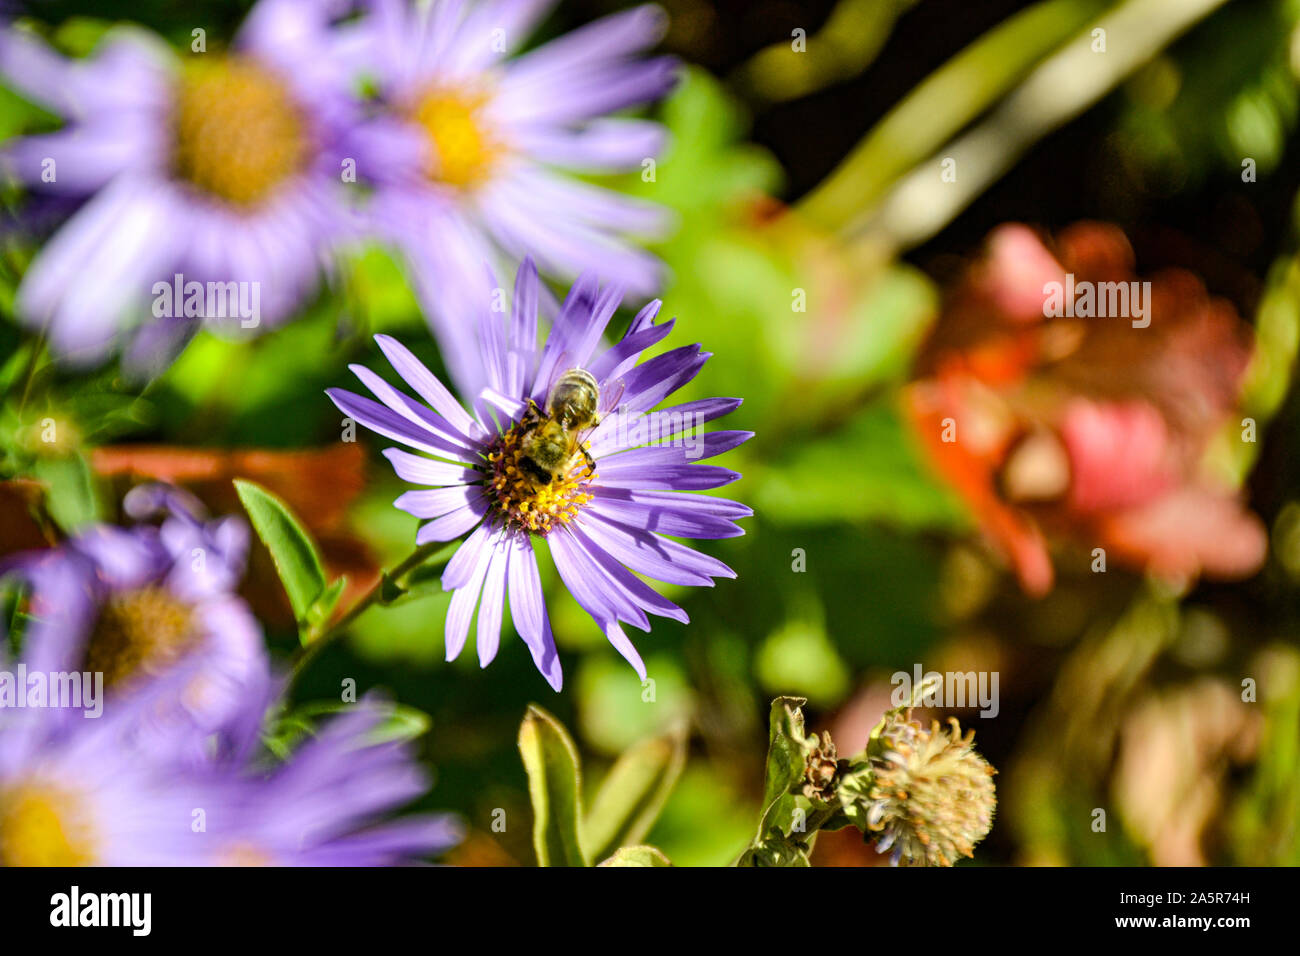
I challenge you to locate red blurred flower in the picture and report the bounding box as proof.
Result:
[906,222,1265,595]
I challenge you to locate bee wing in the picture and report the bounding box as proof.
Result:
[598,376,626,416]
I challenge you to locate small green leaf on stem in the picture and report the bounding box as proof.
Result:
[518,704,588,867]
[234,478,328,626]
[583,721,687,862]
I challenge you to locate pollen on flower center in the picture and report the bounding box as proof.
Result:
[85,586,198,689]
[172,57,307,205]
[0,783,97,866]
[412,87,499,188]
[486,423,594,535]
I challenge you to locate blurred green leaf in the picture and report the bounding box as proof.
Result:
[1231,647,1300,864]
[755,611,850,708]
[597,845,673,867]
[583,721,687,863]
[518,704,588,867]
[30,453,99,532]
[234,479,328,629]
[1116,0,1300,187]
[51,17,115,56]
[575,652,692,755]
[752,398,966,529]
[365,702,433,746]
[265,699,433,755]
[344,244,424,334]
[798,0,1112,228]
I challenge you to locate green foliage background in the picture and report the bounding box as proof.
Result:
[4,0,1300,866]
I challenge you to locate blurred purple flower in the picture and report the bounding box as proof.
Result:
[339,0,677,393]
[204,695,463,865]
[327,260,750,689]
[0,0,359,367]
[3,484,269,749]
[0,674,460,865]
[0,668,221,865]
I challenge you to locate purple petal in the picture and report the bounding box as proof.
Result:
[600,429,753,467]
[382,448,479,486]
[506,533,562,690]
[580,509,737,582]
[594,461,741,491]
[547,525,648,631]
[615,345,709,413]
[506,256,540,396]
[530,271,602,399]
[587,311,672,386]
[394,485,477,519]
[442,522,496,590]
[374,334,484,440]
[589,396,742,454]
[584,492,747,539]
[576,509,712,586]
[326,387,473,460]
[444,528,499,662]
[348,364,478,452]
[566,524,687,624]
[475,534,510,667]
[415,491,489,544]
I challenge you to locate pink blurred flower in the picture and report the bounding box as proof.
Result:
[906,222,1266,595]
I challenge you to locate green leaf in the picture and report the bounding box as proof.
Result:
[280,700,433,748]
[301,575,347,646]
[756,696,816,840]
[518,704,588,867]
[734,697,822,867]
[598,845,673,867]
[583,721,687,862]
[31,454,100,533]
[365,703,433,746]
[233,479,328,628]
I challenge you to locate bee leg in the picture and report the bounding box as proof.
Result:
[518,399,543,435]
[581,446,597,478]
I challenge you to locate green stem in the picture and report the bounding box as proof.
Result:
[727,0,919,105]
[16,334,46,414]
[796,0,1109,231]
[289,541,447,679]
[849,0,1231,251]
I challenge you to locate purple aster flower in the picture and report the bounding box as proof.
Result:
[338,0,676,394]
[0,0,359,367]
[202,694,463,866]
[3,484,269,749]
[0,668,223,865]
[326,260,751,689]
[0,673,460,865]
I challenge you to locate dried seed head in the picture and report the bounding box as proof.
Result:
[865,712,996,866]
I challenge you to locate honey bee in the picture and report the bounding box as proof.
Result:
[518,368,602,484]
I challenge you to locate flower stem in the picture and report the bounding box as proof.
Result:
[289,541,448,679]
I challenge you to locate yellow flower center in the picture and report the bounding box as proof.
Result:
[217,843,274,866]
[172,57,308,206]
[486,424,594,535]
[411,87,500,188]
[0,784,97,866]
[85,586,198,689]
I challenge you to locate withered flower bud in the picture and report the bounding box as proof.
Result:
[865,712,996,866]
[802,733,842,804]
